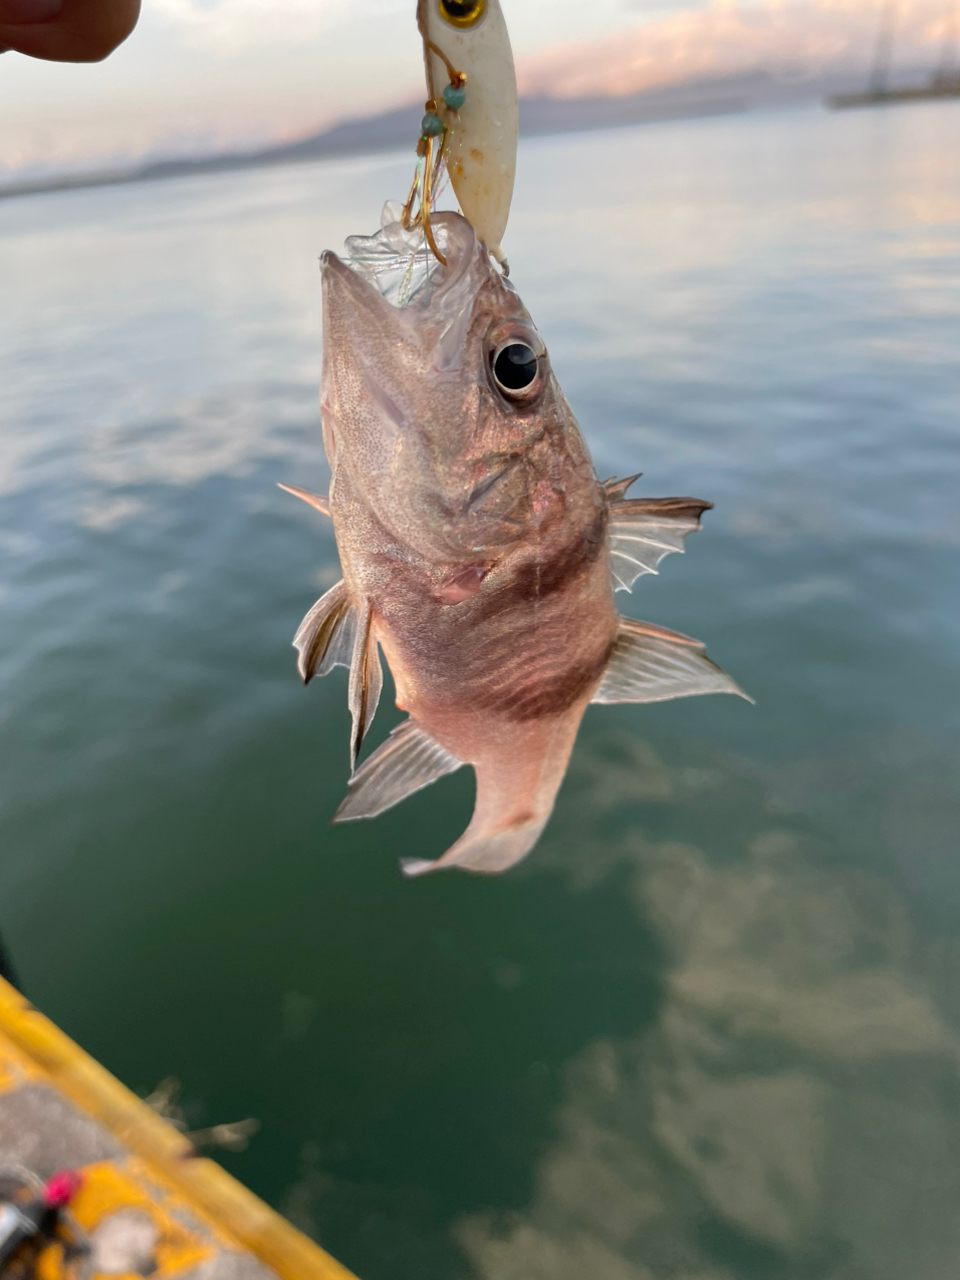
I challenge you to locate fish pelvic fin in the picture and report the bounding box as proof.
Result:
[334,718,462,822]
[348,601,383,769]
[593,616,753,705]
[606,480,712,593]
[401,814,549,879]
[278,483,331,518]
[293,579,356,683]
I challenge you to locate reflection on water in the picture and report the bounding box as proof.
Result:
[457,729,960,1280]
[0,103,959,1279]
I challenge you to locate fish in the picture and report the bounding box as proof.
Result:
[284,210,749,877]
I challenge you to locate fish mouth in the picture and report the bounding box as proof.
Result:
[321,211,492,313]
[320,248,385,303]
[320,247,406,340]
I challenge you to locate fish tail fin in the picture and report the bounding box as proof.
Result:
[401,813,548,878]
[399,713,582,877]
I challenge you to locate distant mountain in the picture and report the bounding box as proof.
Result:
[0,67,874,202]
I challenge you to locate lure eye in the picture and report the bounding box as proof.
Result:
[438,0,486,28]
[492,342,540,398]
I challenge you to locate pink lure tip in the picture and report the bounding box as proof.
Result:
[43,1169,82,1208]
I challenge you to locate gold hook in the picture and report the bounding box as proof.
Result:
[400,159,422,232]
[400,134,448,266]
[421,135,447,266]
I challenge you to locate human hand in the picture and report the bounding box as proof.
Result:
[0,0,140,61]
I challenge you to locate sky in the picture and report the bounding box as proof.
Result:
[0,0,955,179]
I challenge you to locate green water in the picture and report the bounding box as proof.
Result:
[1,104,959,1279]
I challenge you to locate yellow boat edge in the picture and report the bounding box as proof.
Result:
[0,973,358,1280]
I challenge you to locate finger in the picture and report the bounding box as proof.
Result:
[0,0,140,62]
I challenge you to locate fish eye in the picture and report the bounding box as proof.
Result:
[438,0,486,28]
[492,342,539,397]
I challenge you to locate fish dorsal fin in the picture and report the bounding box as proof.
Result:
[334,718,462,823]
[608,492,713,592]
[278,483,331,518]
[592,616,752,705]
[603,473,643,502]
[348,601,383,768]
[293,580,356,683]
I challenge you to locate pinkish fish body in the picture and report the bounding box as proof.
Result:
[285,212,747,876]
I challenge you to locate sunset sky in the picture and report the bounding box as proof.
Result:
[0,0,954,178]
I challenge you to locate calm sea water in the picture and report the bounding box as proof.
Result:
[2,103,960,1280]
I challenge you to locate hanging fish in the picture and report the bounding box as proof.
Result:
[282,211,749,876]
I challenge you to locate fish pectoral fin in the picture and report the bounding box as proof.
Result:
[278,482,331,518]
[592,616,753,705]
[401,814,548,878]
[333,718,462,822]
[347,602,383,768]
[607,492,713,592]
[293,579,357,683]
[295,585,382,760]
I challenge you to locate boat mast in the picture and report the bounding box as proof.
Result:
[869,0,898,93]
[934,0,960,85]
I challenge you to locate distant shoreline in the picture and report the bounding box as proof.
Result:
[6,65,948,204]
[0,93,748,203]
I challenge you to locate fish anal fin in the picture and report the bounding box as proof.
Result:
[293,580,356,683]
[334,718,462,822]
[348,603,383,768]
[608,494,714,592]
[592,615,752,705]
[278,482,331,518]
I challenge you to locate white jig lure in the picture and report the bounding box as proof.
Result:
[417,0,518,266]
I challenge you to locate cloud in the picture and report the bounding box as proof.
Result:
[457,730,960,1279]
[516,0,959,98]
[3,0,957,179]
[150,0,403,55]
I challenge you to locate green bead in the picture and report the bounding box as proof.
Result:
[442,84,467,110]
[421,112,445,137]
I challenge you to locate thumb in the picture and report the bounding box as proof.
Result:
[0,0,140,62]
